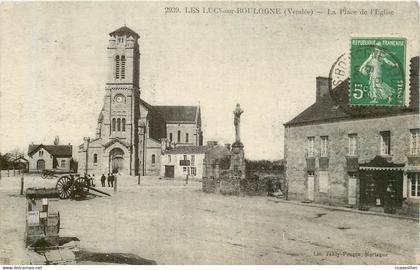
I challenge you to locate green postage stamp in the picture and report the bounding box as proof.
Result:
[350,37,406,106]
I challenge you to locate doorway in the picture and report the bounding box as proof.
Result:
[37,159,45,171]
[359,170,403,208]
[165,165,175,178]
[307,172,315,201]
[110,148,124,173]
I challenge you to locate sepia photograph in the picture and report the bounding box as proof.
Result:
[0,0,419,267]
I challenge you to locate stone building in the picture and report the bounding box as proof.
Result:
[160,145,208,179]
[78,26,203,176]
[27,144,73,173]
[284,56,419,216]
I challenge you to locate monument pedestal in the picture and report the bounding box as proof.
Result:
[230,141,245,180]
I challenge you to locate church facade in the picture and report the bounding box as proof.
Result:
[78,26,203,176]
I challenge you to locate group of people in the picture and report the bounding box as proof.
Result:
[83,173,117,188]
[100,173,116,187]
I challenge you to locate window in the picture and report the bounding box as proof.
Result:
[307,137,315,157]
[191,155,195,166]
[320,136,329,157]
[186,133,189,143]
[151,154,156,165]
[190,167,196,176]
[410,129,420,155]
[112,118,116,131]
[39,150,44,157]
[93,154,98,163]
[121,55,126,79]
[177,130,181,143]
[122,118,126,132]
[117,118,121,131]
[319,171,329,193]
[348,134,357,156]
[169,133,173,141]
[380,131,391,155]
[183,155,187,160]
[168,155,171,163]
[115,55,120,79]
[409,173,420,197]
[61,160,66,168]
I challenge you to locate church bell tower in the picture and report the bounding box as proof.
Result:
[103,26,141,175]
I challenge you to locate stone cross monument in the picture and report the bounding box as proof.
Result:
[230,103,246,180]
[234,103,244,143]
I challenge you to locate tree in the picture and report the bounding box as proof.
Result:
[8,148,25,159]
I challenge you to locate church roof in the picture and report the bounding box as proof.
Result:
[28,144,73,158]
[109,26,139,39]
[285,56,419,126]
[154,106,199,123]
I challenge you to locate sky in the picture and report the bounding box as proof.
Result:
[0,1,418,160]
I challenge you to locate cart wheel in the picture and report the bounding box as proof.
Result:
[76,177,90,192]
[56,176,73,199]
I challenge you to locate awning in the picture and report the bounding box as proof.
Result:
[405,166,420,172]
[359,166,404,171]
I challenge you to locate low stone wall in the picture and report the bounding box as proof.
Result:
[220,176,240,195]
[242,170,285,196]
[202,177,220,193]
[203,169,285,197]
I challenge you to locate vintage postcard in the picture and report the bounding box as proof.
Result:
[0,0,419,268]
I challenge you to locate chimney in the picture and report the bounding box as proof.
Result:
[225,144,231,151]
[316,77,330,102]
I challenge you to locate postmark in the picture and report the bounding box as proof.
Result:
[350,37,406,106]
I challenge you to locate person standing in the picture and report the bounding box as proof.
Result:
[91,174,96,187]
[107,173,111,187]
[385,182,396,214]
[110,173,114,188]
[101,174,106,187]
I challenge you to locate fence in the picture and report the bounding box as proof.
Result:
[0,168,24,178]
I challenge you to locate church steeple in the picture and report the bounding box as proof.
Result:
[109,26,140,40]
[107,25,140,86]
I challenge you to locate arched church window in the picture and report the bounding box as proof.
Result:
[177,130,181,143]
[117,118,121,131]
[112,118,116,131]
[186,133,189,143]
[115,55,120,79]
[151,154,156,165]
[93,154,98,163]
[122,118,126,131]
[121,55,126,79]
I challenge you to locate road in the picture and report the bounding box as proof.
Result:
[0,174,418,264]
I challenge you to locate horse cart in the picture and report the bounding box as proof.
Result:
[55,174,110,199]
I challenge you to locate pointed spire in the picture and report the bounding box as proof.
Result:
[109,26,139,39]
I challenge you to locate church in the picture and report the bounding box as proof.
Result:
[78,26,203,176]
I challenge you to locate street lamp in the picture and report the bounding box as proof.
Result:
[138,121,146,185]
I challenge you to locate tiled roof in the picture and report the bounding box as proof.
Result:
[28,144,72,158]
[164,146,209,155]
[285,56,419,126]
[140,99,162,116]
[154,106,199,123]
[109,26,139,39]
